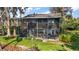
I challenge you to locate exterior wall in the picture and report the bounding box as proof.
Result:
[0,17,60,38]
[19,18,60,39]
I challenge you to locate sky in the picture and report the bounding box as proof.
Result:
[17,7,79,18]
[25,7,50,15]
[72,7,79,18]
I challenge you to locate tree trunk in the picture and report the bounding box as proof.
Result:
[13,20,16,36]
[13,27,16,36]
[6,17,10,36]
[4,7,11,36]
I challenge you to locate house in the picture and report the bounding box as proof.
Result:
[18,13,61,39]
[0,13,61,40]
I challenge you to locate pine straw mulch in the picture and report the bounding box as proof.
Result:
[0,44,40,51]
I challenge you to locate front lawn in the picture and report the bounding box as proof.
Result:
[0,36,67,51]
[18,39,65,51]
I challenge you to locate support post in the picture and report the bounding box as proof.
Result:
[27,21,28,37]
[47,19,49,39]
[37,19,38,38]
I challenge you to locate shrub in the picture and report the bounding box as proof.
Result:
[60,34,71,43]
[16,36,22,42]
[70,33,79,42]
[26,36,34,40]
[3,36,15,40]
[60,31,79,43]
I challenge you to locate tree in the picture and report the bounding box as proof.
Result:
[49,7,73,33]
[10,7,28,36]
[0,7,5,35]
[60,17,79,33]
[49,7,72,18]
[4,7,11,36]
[0,7,12,36]
[10,7,18,36]
[0,7,28,36]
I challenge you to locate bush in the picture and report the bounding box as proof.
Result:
[3,36,15,40]
[60,31,79,43]
[16,36,22,42]
[60,34,72,43]
[26,36,34,40]
[70,33,79,42]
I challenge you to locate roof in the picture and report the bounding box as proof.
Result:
[23,13,61,19]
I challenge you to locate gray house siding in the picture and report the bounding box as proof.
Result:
[19,17,60,39]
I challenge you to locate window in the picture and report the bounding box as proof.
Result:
[52,20,54,23]
[38,19,42,23]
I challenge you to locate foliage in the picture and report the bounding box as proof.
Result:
[49,7,72,17]
[16,36,22,42]
[3,36,15,40]
[60,30,79,43]
[59,34,72,43]
[70,32,79,42]
[63,31,79,50]
[60,18,79,33]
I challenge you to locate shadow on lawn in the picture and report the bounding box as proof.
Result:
[1,36,40,51]
[1,36,22,49]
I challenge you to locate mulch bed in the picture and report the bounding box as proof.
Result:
[0,44,40,51]
[0,45,26,51]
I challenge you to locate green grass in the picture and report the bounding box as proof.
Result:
[0,36,66,51]
[0,36,18,45]
[18,39,65,51]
